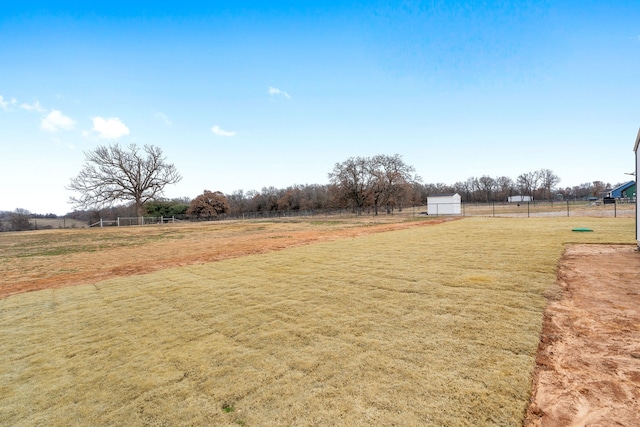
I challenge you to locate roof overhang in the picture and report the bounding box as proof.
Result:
[635,127,640,152]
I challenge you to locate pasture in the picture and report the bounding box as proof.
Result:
[0,217,635,426]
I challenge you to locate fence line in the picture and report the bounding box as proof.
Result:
[82,200,636,228]
[89,216,179,227]
[456,200,634,218]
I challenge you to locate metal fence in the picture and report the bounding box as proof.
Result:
[87,207,426,227]
[89,216,181,227]
[82,200,636,228]
[444,200,636,218]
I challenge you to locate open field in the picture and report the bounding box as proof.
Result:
[0,217,635,426]
[0,216,449,298]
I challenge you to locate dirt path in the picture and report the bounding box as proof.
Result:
[525,244,640,426]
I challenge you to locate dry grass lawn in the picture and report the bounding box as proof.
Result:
[0,217,443,298]
[0,217,634,426]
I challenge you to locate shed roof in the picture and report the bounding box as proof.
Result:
[428,193,459,198]
[635,127,640,152]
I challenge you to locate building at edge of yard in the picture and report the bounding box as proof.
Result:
[508,195,533,203]
[634,128,639,249]
[607,180,636,200]
[427,193,461,215]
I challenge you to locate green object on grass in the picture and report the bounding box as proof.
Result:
[572,227,593,232]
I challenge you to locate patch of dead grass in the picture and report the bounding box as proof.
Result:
[0,217,634,426]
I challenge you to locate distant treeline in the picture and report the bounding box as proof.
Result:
[2,164,623,232]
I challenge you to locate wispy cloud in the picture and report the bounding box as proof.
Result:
[211,125,236,137]
[154,112,172,126]
[92,117,130,139]
[20,100,47,113]
[41,110,76,132]
[0,95,10,111]
[268,86,291,99]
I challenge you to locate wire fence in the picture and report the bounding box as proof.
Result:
[1,200,634,232]
[457,200,635,218]
[83,200,636,228]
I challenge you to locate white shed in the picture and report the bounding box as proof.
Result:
[634,128,639,248]
[508,195,532,203]
[427,193,461,215]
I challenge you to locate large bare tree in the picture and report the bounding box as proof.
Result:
[329,154,419,215]
[539,168,560,201]
[67,143,182,216]
[369,154,421,214]
[328,156,372,215]
[516,171,541,199]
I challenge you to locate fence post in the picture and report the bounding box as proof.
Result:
[141,216,144,226]
[100,218,103,227]
[527,202,530,218]
[614,201,617,218]
[567,201,569,217]
[117,217,120,227]
[492,201,495,217]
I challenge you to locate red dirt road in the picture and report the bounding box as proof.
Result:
[526,244,640,426]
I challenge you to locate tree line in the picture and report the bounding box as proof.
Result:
[1,143,624,231]
[57,175,617,226]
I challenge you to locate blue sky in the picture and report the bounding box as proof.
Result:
[1,1,639,215]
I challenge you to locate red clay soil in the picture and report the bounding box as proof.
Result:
[525,244,640,426]
[0,218,455,299]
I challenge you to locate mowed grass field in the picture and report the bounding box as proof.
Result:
[0,217,635,426]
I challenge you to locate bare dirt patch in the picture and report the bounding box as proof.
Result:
[526,244,640,426]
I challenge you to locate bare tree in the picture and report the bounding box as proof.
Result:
[10,208,31,231]
[477,175,496,203]
[539,169,561,201]
[68,143,182,216]
[328,157,372,215]
[494,176,515,201]
[516,171,541,199]
[591,181,608,198]
[370,154,421,214]
[466,177,480,202]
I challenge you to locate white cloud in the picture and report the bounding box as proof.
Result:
[0,95,9,111]
[41,110,76,132]
[154,112,172,126]
[268,86,291,99]
[211,125,236,137]
[20,100,47,112]
[92,116,130,139]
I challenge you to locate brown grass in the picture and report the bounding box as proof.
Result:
[0,217,634,426]
[0,216,448,298]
